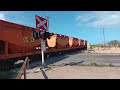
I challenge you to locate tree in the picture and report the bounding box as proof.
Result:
[118,41,120,47]
[107,40,119,47]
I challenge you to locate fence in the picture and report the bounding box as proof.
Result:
[16,57,29,79]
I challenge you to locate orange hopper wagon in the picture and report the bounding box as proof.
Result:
[69,37,79,47]
[47,34,69,49]
[0,20,41,61]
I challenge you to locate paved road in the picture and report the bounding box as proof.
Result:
[28,51,120,68]
[13,51,120,79]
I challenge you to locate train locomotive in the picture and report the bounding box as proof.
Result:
[0,20,87,68]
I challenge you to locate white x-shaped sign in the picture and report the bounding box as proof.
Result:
[36,16,47,30]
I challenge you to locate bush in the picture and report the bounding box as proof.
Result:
[90,62,99,66]
[80,62,115,67]
[109,63,114,67]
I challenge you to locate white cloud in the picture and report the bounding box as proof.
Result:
[76,11,120,28]
[0,12,6,20]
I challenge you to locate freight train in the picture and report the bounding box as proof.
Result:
[0,20,87,68]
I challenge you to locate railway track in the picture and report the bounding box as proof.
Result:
[0,48,86,71]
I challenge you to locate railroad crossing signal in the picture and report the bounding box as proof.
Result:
[34,15,53,70]
[36,15,48,31]
[42,31,54,40]
[32,30,54,40]
[32,30,41,40]
[34,15,54,40]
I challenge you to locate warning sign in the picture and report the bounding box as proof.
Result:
[41,41,46,51]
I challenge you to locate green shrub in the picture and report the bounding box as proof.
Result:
[90,62,99,66]
[109,63,114,67]
[80,62,115,67]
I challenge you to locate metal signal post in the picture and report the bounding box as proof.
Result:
[35,15,47,69]
[41,16,49,69]
[41,39,46,68]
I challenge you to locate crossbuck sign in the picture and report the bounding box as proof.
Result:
[36,15,48,31]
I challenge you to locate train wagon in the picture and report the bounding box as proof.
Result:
[69,37,79,47]
[46,34,69,49]
[0,20,42,66]
[78,39,81,46]
[0,19,87,68]
[84,40,87,47]
[80,39,84,46]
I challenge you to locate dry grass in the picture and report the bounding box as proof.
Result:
[90,47,120,54]
[80,62,116,67]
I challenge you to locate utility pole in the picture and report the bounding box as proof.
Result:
[103,27,106,49]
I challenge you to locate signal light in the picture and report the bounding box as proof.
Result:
[43,31,54,40]
[33,30,54,40]
[33,30,41,40]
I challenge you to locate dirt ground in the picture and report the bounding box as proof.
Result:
[91,47,120,54]
[21,65,120,79]
[20,47,120,79]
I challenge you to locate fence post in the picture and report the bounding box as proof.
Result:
[24,66,26,79]
[16,57,28,79]
[27,59,29,70]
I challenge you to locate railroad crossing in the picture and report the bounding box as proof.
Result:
[15,48,120,79]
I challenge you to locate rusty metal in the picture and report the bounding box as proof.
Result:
[24,66,26,79]
[27,59,29,70]
[16,57,28,79]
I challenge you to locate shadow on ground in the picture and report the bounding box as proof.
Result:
[40,68,48,79]
[29,50,86,69]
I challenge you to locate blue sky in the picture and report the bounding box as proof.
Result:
[0,11,120,45]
